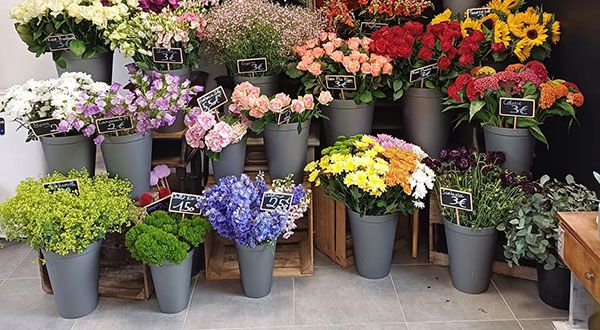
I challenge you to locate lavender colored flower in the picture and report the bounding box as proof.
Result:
[373,134,412,150]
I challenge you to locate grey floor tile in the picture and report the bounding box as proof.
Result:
[0,278,75,329]
[184,278,294,329]
[314,250,338,267]
[492,275,569,319]
[255,324,407,330]
[520,319,564,329]
[391,265,514,322]
[0,241,32,279]
[294,267,404,326]
[406,320,521,330]
[10,248,41,279]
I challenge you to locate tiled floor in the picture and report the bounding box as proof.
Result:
[0,240,567,330]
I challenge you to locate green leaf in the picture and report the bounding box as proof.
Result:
[286,63,303,79]
[393,80,403,92]
[469,100,486,121]
[69,39,86,57]
[372,90,386,99]
[359,91,373,104]
[425,80,436,89]
[393,89,404,101]
[53,52,67,69]
[529,125,548,146]
[82,48,96,60]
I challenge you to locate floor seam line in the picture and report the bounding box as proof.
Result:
[181,274,200,330]
[0,246,33,289]
[491,278,523,330]
[389,272,407,323]
[292,277,296,326]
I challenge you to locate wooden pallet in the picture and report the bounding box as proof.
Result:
[429,194,537,281]
[40,231,154,300]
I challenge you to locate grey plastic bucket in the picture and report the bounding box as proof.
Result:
[263,121,310,184]
[150,250,193,314]
[483,125,535,173]
[233,75,278,97]
[40,135,96,176]
[236,242,276,298]
[347,208,398,279]
[444,219,497,294]
[42,240,102,319]
[56,52,113,84]
[322,100,375,146]
[212,138,247,180]
[443,0,482,14]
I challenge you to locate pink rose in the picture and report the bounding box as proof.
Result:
[269,98,284,113]
[249,107,264,119]
[343,60,361,74]
[307,62,322,75]
[291,99,305,113]
[297,61,309,71]
[361,62,372,75]
[257,95,270,113]
[312,47,325,58]
[331,50,344,63]
[317,91,334,105]
[275,93,291,107]
[303,94,315,109]
[347,37,361,51]
[383,62,393,75]
[322,42,335,55]
[319,32,329,41]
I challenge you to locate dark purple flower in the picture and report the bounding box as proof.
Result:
[125,63,138,74]
[456,157,470,170]
[439,149,449,160]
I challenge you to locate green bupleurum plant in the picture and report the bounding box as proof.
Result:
[499,175,599,270]
[0,169,141,255]
[125,211,211,266]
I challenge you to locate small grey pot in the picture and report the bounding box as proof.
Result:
[150,250,194,314]
[40,135,96,176]
[322,100,375,146]
[212,138,248,181]
[263,121,310,184]
[483,125,535,173]
[56,52,113,84]
[233,75,278,97]
[236,242,276,298]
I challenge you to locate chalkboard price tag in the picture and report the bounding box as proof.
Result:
[47,34,76,51]
[440,188,473,212]
[95,115,133,134]
[409,63,439,82]
[237,58,268,74]
[0,118,5,136]
[145,195,171,214]
[152,47,184,64]
[29,118,61,138]
[360,22,388,36]
[499,98,536,118]
[277,107,292,125]
[325,75,357,90]
[466,7,493,20]
[168,192,202,215]
[260,192,293,211]
[43,179,80,196]
[197,86,228,113]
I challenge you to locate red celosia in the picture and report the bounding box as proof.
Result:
[138,192,154,206]
[523,61,549,81]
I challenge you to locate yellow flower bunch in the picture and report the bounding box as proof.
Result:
[507,7,560,61]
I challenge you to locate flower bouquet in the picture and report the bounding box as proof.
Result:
[199,173,310,297]
[305,134,434,278]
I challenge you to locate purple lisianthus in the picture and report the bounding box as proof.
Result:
[372,134,412,150]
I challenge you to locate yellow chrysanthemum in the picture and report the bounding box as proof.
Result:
[432,8,452,25]
[308,170,319,182]
[476,66,497,77]
[304,161,318,173]
[551,21,561,44]
[461,18,482,37]
[523,23,548,46]
[494,20,511,46]
[514,39,534,62]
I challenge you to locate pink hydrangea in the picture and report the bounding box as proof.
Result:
[185,123,207,148]
[197,111,217,131]
[205,122,233,152]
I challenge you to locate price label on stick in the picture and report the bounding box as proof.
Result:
[152,47,184,64]
[47,34,76,51]
[466,7,493,19]
[145,195,171,214]
[237,58,268,74]
[409,63,439,83]
[197,86,228,113]
[0,118,5,136]
[277,107,292,125]
[440,188,473,211]
[169,192,202,215]
[43,179,80,196]
[325,75,357,90]
[499,97,536,118]
[29,118,61,138]
[260,192,293,211]
[360,22,388,37]
[95,115,133,134]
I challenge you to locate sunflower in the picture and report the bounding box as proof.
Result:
[518,7,540,26]
[542,12,553,25]
[494,20,511,46]
[486,0,512,16]
[551,21,561,44]
[514,39,533,62]
[522,23,548,46]
[461,18,482,37]
[479,13,500,29]
[432,8,452,25]
[507,13,525,37]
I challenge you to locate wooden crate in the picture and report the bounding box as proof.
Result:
[40,231,154,300]
[429,194,537,281]
[313,185,410,268]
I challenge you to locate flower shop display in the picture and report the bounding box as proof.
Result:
[442,0,481,15]
[306,134,434,278]
[184,108,248,180]
[287,33,392,145]
[10,0,138,83]
[203,0,324,96]
[199,173,310,298]
[0,170,140,318]
[231,82,332,183]
[431,148,532,293]
[126,210,211,313]
[0,73,107,176]
[444,62,584,173]
[499,175,598,309]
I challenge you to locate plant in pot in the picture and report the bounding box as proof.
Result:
[287,33,393,146]
[306,134,435,279]
[0,169,140,318]
[10,0,137,83]
[199,173,311,298]
[231,82,333,184]
[431,148,532,293]
[444,62,584,173]
[126,210,211,313]
[499,175,598,310]
[202,0,324,96]
[0,72,106,176]
[184,108,248,180]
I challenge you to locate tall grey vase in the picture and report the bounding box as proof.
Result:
[444,219,497,294]
[483,125,535,173]
[100,132,153,199]
[401,87,449,159]
[40,135,96,176]
[56,52,113,84]
[236,242,276,298]
[148,67,193,133]
[443,0,482,14]
[263,121,309,184]
[322,100,375,146]
[150,250,193,314]
[347,209,398,279]
[212,138,247,180]
[42,240,102,319]
[233,75,278,97]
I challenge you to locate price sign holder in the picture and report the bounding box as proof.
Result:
[410,63,439,88]
[152,47,184,71]
[168,192,202,219]
[499,97,536,129]
[260,192,293,211]
[440,187,473,225]
[29,118,61,138]
[47,34,76,51]
[466,7,493,20]
[43,179,80,196]
[144,195,172,215]
[277,106,292,125]
[325,75,357,100]
[95,115,133,135]
[0,118,5,136]
[359,22,388,37]
[197,86,228,114]
[236,58,268,76]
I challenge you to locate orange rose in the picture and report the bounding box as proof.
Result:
[308,62,322,75]
[305,38,318,49]
[371,63,382,77]
[332,38,344,48]
[331,50,344,63]
[360,62,372,75]
[301,53,315,64]
[312,47,325,58]
[297,61,309,71]
[382,62,393,75]
[319,32,329,41]
[347,37,361,51]
[349,50,362,61]
[328,32,337,41]
[343,59,360,74]
[293,45,307,57]
[322,42,335,55]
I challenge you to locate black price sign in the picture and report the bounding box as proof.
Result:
[440,188,473,212]
[325,75,357,90]
[95,115,133,134]
[152,47,184,64]
[466,7,493,20]
[43,179,80,196]
[260,192,293,211]
[237,58,268,74]
[47,34,76,51]
[277,107,292,125]
[145,195,171,214]
[29,118,61,138]
[360,22,388,36]
[0,118,5,136]
[168,192,202,215]
[409,63,439,82]
[499,98,536,118]
[197,86,228,113]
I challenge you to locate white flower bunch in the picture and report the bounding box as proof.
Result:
[409,161,436,209]
[269,177,311,239]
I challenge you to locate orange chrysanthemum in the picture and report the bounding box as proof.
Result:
[539,83,556,109]
[567,92,585,107]
[382,147,418,194]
